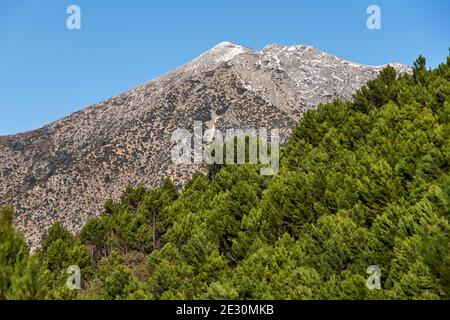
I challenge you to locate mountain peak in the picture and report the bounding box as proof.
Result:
[212,41,242,49]
[262,43,314,51]
[0,43,410,250]
[206,41,252,62]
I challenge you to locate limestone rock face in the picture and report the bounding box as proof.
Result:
[0,42,410,249]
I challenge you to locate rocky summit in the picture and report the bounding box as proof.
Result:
[0,42,410,249]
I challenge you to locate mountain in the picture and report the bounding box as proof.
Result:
[0,42,410,249]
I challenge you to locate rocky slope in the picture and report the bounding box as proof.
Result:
[0,42,410,249]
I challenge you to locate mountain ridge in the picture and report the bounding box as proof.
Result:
[0,42,410,249]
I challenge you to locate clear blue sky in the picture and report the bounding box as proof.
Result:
[0,0,448,135]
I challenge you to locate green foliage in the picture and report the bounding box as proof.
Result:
[6,257,48,300]
[0,206,30,299]
[1,54,449,300]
